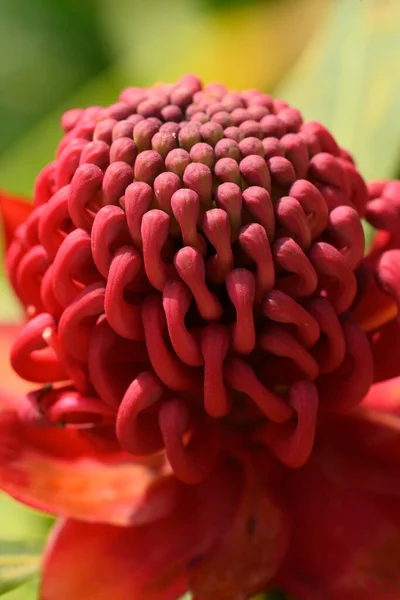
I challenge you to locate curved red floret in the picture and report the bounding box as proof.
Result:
[7,75,374,483]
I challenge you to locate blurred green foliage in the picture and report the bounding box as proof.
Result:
[0,0,111,155]
[279,0,400,180]
[202,0,273,9]
[0,0,399,598]
[3,580,39,600]
[0,495,52,598]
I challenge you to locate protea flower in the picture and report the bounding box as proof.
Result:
[1,74,400,600]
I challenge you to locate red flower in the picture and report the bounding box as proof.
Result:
[1,75,400,599]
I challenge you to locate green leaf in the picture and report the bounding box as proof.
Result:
[0,495,51,597]
[278,0,400,180]
[0,494,53,540]
[1,577,39,600]
[0,540,42,595]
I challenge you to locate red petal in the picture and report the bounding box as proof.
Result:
[352,275,397,334]
[370,319,400,382]
[40,465,242,600]
[0,190,33,250]
[318,408,400,466]
[276,412,400,599]
[0,401,178,525]
[189,452,290,600]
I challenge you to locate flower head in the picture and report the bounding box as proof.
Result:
[7,74,375,483]
[2,76,400,600]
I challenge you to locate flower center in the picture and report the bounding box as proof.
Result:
[8,75,373,483]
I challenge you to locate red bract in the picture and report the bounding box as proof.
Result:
[2,75,400,599]
[274,408,400,600]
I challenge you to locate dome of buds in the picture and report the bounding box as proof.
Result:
[8,74,373,484]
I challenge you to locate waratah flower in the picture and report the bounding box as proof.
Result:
[1,74,400,599]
